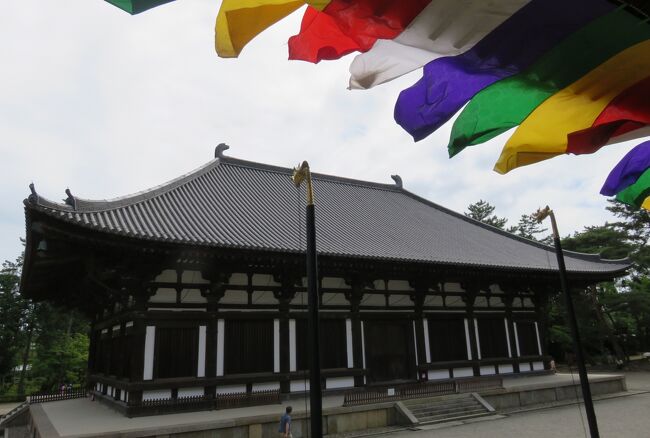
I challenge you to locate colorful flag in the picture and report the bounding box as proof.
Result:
[393,0,614,142]
[493,41,650,174]
[104,0,174,14]
[601,141,650,196]
[447,8,650,158]
[288,0,430,63]
[347,0,529,89]
[567,77,650,155]
[216,0,328,58]
[615,167,650,208]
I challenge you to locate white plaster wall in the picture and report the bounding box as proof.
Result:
[181,270,209,284]
[423,295,443,306]
[221,290,248,305]
[228,273,248,285]
[444,282,464,293]
[388,295,412,307]
[290,380,310,392]
[149,288,177,303]
[360,294,385,306]
[197,326,206,378]
[178,387,204,397]
[289,319,297,372]
[253,382,281,391]
[490,297,505,307]
[273,319,280,373]
[321,293,348,306]
[217,319,225,376]
[325,377,354,389]
[480,365,496,376]
[143,326,155,380]
[154,270,177,282]
[290,292,308,305]
[251,291,277,304]
[474,296,489,307]
[143,389,171,401]
[321,277,348,289]
[498,364,514,374]
[446,296,465,307]
[386,280,412,291]
[252,274,281,286]
[453,367,474,378]
[346,319,353,368]
[428,370,450,380]
[216,385,246,395]
[180,289,207,304]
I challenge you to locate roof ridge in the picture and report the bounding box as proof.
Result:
[27,157,222,212]
[219,156,402,191]
[397,188,631,265]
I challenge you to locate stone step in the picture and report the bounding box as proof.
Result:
[411,404,478,418]
[407,399,478,411]
[420,411,493,425]
[417,408,489,423]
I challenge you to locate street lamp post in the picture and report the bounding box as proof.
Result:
[292,161,323,438]
[535,206,600,438]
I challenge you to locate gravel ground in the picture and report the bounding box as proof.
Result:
[383,371,650,438]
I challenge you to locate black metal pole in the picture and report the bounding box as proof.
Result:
[306,203,323,438]
[552,230,600,438]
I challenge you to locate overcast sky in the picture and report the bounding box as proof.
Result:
[1,0,648,264]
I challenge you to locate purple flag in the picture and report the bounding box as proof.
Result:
[394,0,615,142]
[601,141,650,196]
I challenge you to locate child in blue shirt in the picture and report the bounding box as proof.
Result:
[279,406,292,437]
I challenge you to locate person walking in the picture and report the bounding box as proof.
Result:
[279,406,292,438]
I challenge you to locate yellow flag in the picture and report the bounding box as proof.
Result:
[216,0,329,58]
[494,40,650,174]
[642,197,650,211]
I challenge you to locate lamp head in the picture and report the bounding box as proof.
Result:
[292,161,310,188]
[534,206,552,223]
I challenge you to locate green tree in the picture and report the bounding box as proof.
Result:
[0,256,29,390]
[509,213,550,242]
[464,200,509,229]
[30,302,89,392]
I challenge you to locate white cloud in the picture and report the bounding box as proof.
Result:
[0,0,647,262]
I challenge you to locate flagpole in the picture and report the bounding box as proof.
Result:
[292,161,323,438]
[535,207,600,438]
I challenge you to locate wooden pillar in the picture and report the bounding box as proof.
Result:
[462,282,480,376]
[410,278,429,379]
[127,287,153,406]
[502,290,520,373]
[201,272,229,399]
[345,276,367,387]
[273,271,299,395]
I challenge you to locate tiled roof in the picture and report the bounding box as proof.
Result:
[25,147,630,274]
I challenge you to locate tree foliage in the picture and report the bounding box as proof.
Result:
[464,200,509,229]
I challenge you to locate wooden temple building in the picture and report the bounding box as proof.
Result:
[20,145,629,416]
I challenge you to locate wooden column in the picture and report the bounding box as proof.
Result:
[501,287,520,373]
[127,287,154,406]
[462,282,480,376]
[410,278,429,379]
[201,271,229,399]
[345,276,367,387]
[273,271,299,395]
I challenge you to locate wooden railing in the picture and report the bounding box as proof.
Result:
[343,377,502,407]
[141,394,208,408]
[139,390,280,410]
[28,390,87,404]
[215,389,280,409]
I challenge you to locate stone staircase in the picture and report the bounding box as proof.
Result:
[398,393,494,425]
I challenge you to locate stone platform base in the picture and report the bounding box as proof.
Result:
[11,373,626,438]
